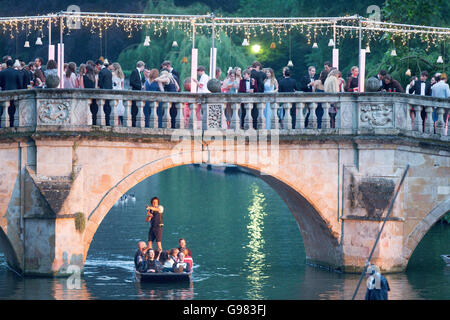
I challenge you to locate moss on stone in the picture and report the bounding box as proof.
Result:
[74,212,85,233]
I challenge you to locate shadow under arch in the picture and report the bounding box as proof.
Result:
[83,151,343,271]
[403,198,450,268]
[0,226,21,274]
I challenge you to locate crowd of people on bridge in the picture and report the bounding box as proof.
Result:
[0,54,448,131]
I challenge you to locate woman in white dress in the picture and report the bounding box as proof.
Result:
[111,62,125,126]
[263,68,278,129]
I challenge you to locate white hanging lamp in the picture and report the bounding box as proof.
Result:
[143,35,150,47]
[24,40,30,48]
[328,39,335,47]
[390,49,397,56]
[242,38,249,46]
[35,37,43,45]
[365,44,371,53]
[287,60,294,67]
[312,42,318,49]
[172,40,179,48]
[436,55,444,64]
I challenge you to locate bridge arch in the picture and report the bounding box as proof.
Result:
[403,198,450,267]
[82,153,343,271]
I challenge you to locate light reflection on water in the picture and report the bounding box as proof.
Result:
[0,165,449,300]
[244,183,268,300]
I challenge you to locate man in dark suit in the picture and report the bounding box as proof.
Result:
[279,67,298,127]
[300,66,318,92]
[97,59,113,126]
[129,61,145,127]
[0,59,24,126]
[409,70,432,96]
[408,70,432,129]
[250,61,266,93]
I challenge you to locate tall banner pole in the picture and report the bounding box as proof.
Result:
[210,13,216,79]
[358,16,362,92]
[58,13,64,88]
[190,21,198,93]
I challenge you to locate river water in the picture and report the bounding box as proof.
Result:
[0,165,449,300]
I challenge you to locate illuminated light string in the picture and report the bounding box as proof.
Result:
[0,12,448,47]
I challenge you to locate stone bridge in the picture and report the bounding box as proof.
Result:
[0,89,448,276]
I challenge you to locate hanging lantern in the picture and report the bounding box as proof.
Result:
[143,35,150,47]
[405,69,411,77]
[390,49,397,56]
[24,40,30,48]
[270,42,276,49]
[35,37,43,45]
[182,57,188,64]
[287,60,294,67]
[365,45,371,54]
[242,38,249,46]
[436,56,444,64]
[172,40,178,48]
[312,42,318,49]
[328,39,335,47]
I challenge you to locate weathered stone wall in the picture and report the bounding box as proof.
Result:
[0,129,448,275]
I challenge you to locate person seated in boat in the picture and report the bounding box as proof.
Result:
[181,248,193,270]
[178,238,186,252]
[134,241,149,273]
[173,251,191,273]
[145,249,163,273]
[169,248,179,264]
[365,263,390,300]
[159,250,174,272]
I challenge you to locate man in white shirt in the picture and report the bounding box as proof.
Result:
[194,66,210,93]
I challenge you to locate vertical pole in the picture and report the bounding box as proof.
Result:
[358,17,362,92]
[59,13,64,88]
[210,13,216,79]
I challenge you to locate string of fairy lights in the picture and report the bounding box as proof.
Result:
[0,12,448,55]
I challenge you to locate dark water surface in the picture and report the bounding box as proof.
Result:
[0,165,449,300]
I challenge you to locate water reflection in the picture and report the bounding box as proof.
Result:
[245,183,269,299]
[135,281,194,300]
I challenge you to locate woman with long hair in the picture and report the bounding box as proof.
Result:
[111,62,125,125]
[77,64,86,88]
[64,62,78,88]
[263,68,278,129]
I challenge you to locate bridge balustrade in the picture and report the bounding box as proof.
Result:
[0,89,448,139]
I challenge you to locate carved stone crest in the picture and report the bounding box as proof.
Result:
[359,103,393,128]
[38,100,71,125]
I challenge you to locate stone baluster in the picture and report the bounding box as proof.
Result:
[407,104,414,131]
[13,99,19,127]
[335,103,341,129]
[424,106,434,134]
[0,100,10,128]
[87,99,93,126]
[413,105,423,132]
[230,103,240,130]
[96,99,105,126]
[109,100,117,127]
[282,103,292,130]
[174,102,184,129]
[321,102,331,129]
[295,102,305,129]
[135,101,145,128]
[122,100,132,127]
[161,102,171,129]
[307,103,318,129]
[243,103,253,130]
[200,103,207,130]
[435,107,445,136]
[256,102,266,130]
[188,103,196,129]
[148,101,158,128]
[270,102,279,130]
